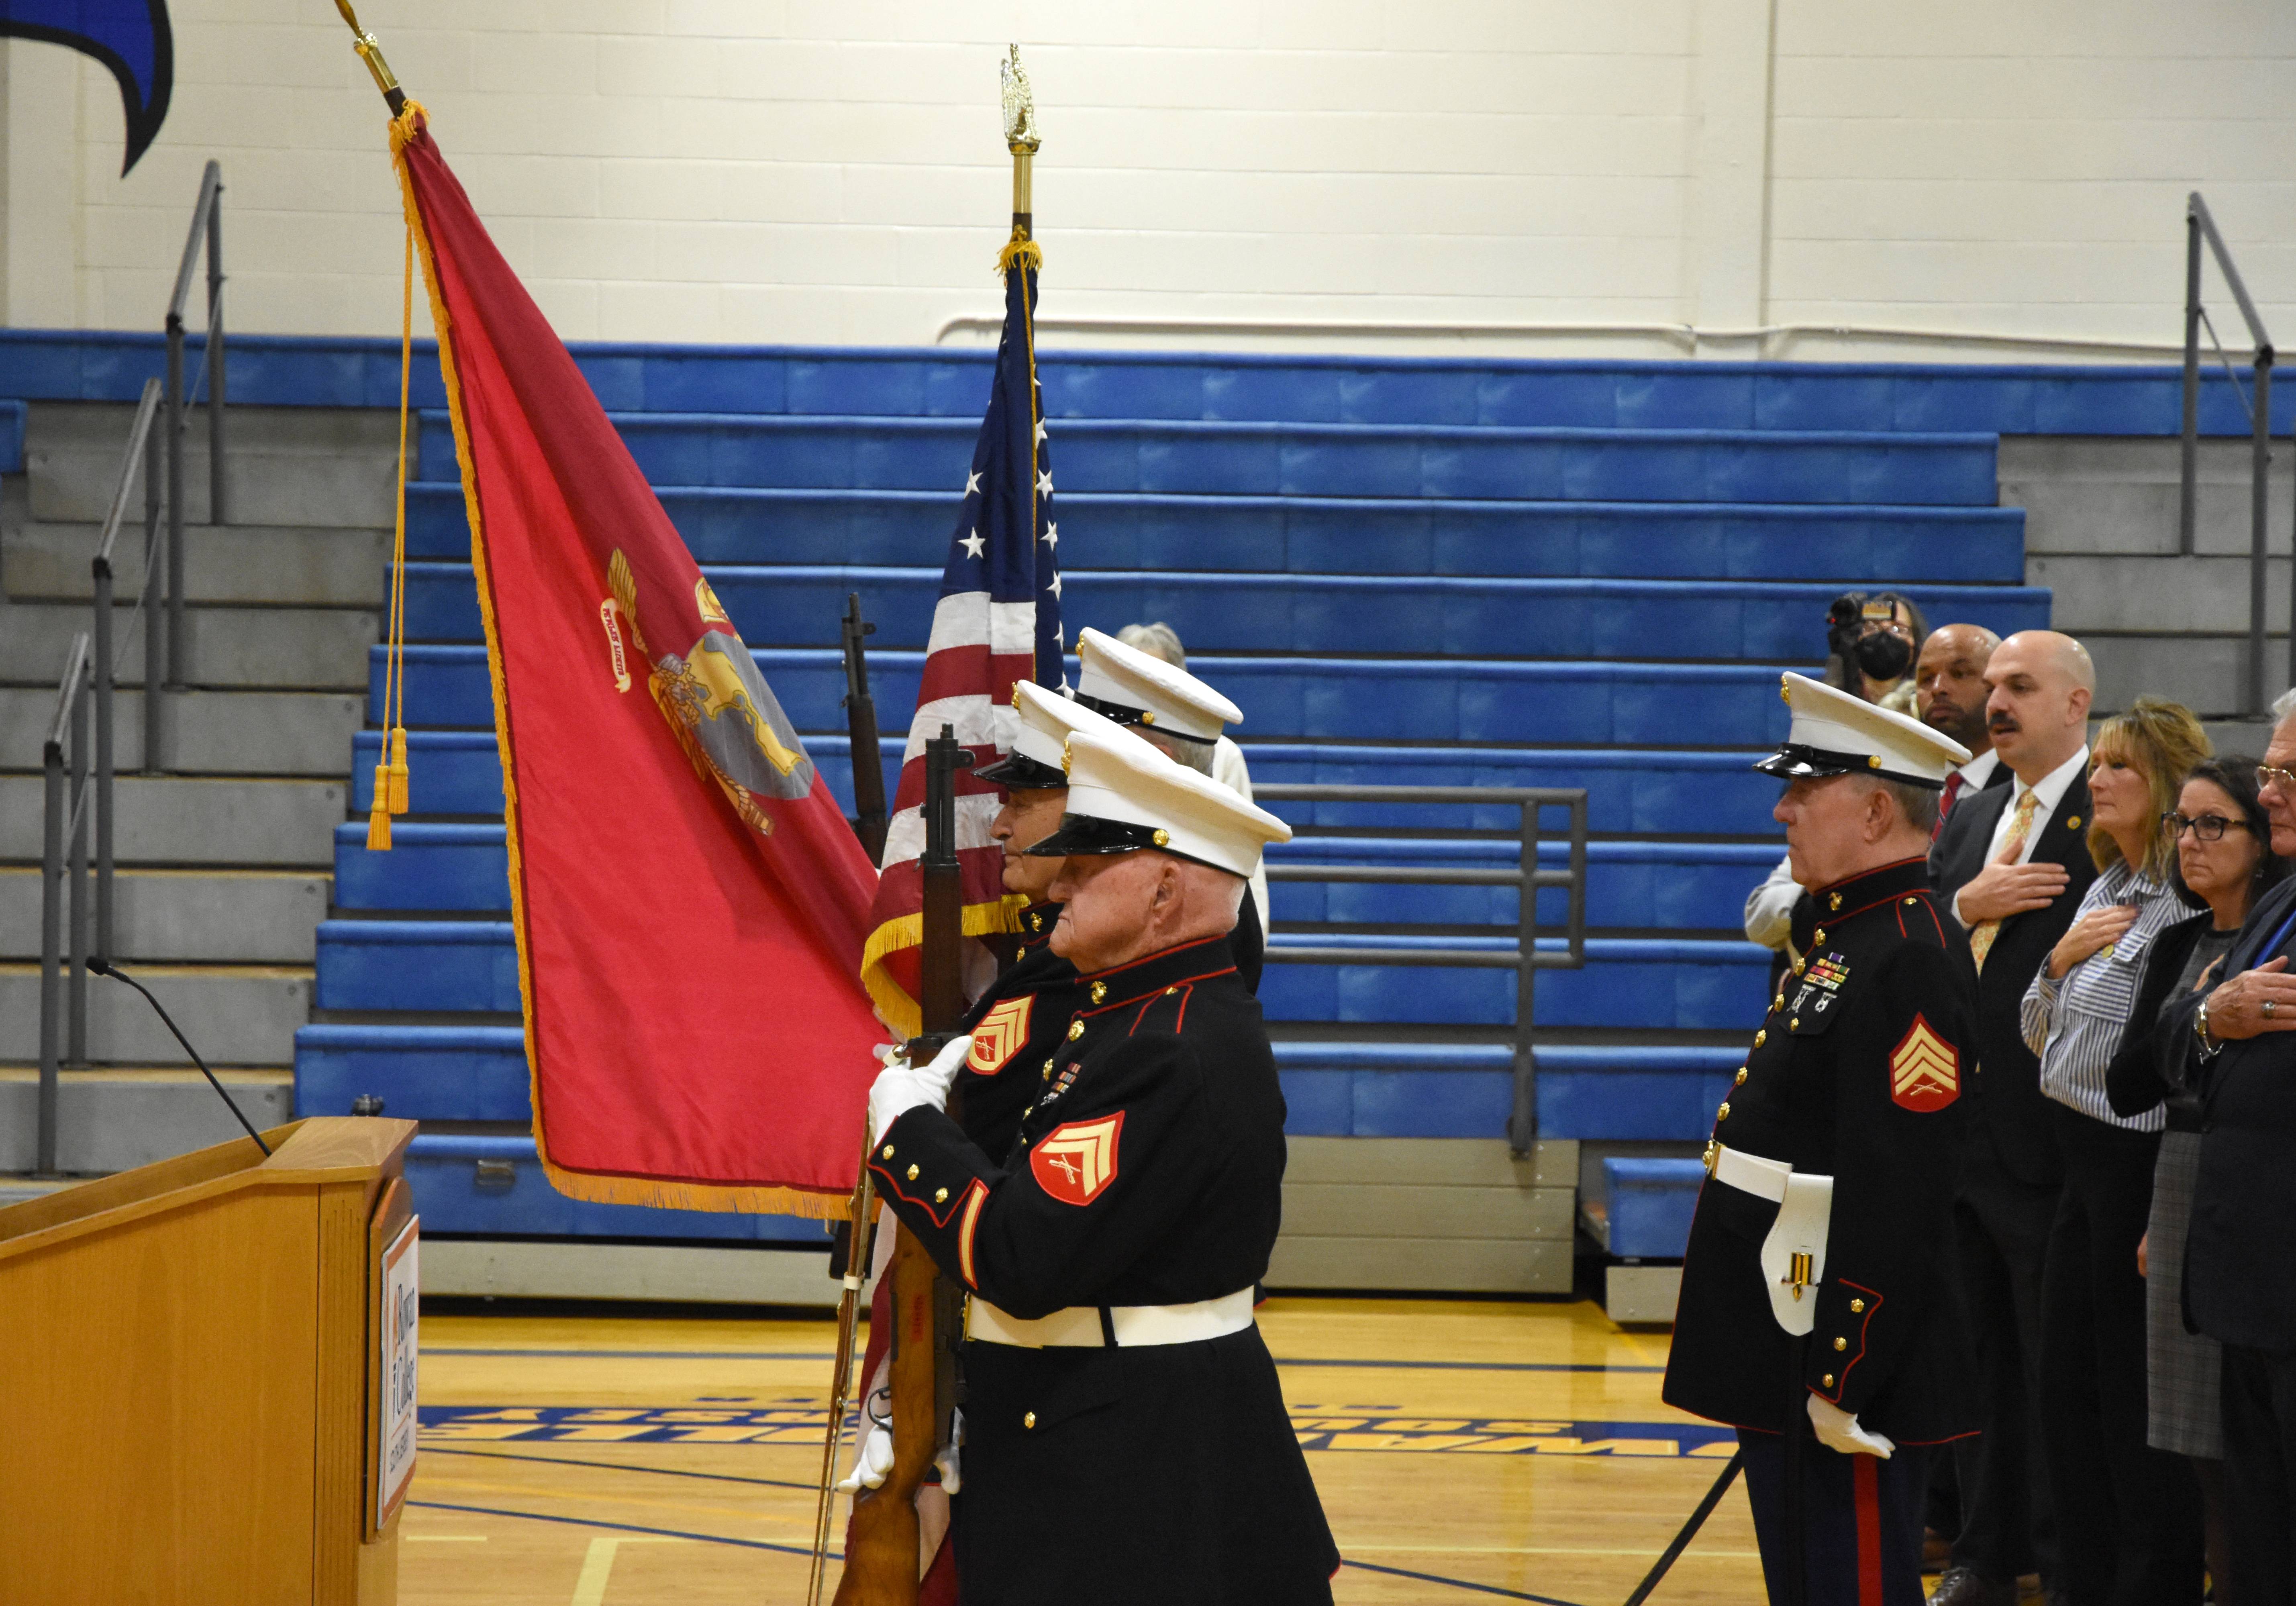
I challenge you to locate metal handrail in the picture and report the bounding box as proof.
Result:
[1250,783,1590,1154]
[2177,193,2281,715]
[91,380,165,979]
[164,159,226,694]
[39,634,94,1177]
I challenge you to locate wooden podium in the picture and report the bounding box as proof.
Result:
[0,1117,418,1604]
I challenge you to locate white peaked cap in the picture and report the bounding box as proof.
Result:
[1073,626,1243,745]
[1025,726,1292,878]
[1757,671,1971,789]
[973,680,1131,790]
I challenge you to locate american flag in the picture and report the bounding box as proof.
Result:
[858,252,1064,1037]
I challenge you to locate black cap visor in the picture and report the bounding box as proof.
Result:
[1755,742,1945,790]
[1071,691,1216,745]
[974,750,1067,789]
[1023,811,1229,873]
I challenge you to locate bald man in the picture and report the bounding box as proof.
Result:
[1917,625,2007,834]
[1926,630,2097,1606]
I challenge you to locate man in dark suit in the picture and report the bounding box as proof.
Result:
[2156,699,2296,1601]
[1925,630,2098,1606]
[1916,624,2010,833]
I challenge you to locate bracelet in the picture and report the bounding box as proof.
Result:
[2197,997,2219,1055]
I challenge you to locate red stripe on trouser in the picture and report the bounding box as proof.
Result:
[1853,1454,1884,1606]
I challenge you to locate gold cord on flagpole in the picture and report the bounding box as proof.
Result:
[367,203,414,849]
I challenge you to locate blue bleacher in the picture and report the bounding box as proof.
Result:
[284,343,2065,1246]
[0,400,24,474]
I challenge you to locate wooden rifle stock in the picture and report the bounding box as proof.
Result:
[833,724,973,1605]
[841,594,889,864]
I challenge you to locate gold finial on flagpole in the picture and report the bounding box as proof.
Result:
[335,0,408,114]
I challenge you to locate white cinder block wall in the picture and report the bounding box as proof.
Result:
[1,0,2293,359]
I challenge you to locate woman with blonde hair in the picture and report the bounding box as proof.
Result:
[2020,697,2213,1602]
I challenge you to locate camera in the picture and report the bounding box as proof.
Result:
[1826,592,1914,685]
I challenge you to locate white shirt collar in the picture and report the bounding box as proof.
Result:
[1957,748,2000,789]
[2017,744,2090,818]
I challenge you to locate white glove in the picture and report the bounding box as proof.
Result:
[936,1407,964,1495]
[1807,1392,1894,1458]
[831,1407,964,1494]
[867,1033,973,1142]
[836,1419,894,1493]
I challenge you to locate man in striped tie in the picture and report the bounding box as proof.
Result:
[1926,630,2098,1606]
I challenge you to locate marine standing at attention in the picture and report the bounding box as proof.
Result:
[1665,672,1981,1606]
[862,726,1340,1604]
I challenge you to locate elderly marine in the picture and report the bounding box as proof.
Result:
[1664,673,1980,1606]
[862,727,1340,1604]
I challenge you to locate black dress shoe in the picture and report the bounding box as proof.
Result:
[1928,1568,2018,1606]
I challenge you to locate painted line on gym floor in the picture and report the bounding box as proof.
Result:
[405,1501,827,1559]
[423,1347,1666,1374]
[421,1446,821,1491]
[1275,1357,1667,1374]
[1341,1557,1589,1604]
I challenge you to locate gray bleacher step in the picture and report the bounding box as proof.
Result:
[0,868,329,963]
[2001,436,2292,558]
[1267,1137,1576,1294]
[0,1068,293,1172]
[0,965,309,1066]
[0,687,363,774]
[2086,634,2287,721]
[3,522,390,607]
[0,598,377,688]
[0,1176,72,1208]
[24,402,398,528]
[2031,553,2287,637]
[0,775,345,866]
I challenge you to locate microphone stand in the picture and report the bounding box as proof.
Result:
[89,958,271,1156]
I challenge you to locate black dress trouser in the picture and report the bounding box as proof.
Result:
[1950,1136,2060,1585]
[2222,1345,2296,1606]
[2037,1104,2202,1606]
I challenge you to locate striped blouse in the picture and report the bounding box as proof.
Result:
[2021,861,2191,1131]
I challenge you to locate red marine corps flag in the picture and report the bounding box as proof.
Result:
[383,96,887,1212]
[856,212,1067,1036]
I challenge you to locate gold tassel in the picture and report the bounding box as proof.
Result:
[996,231,1042,277]
[365,772,394,851]
[387,726,410,814]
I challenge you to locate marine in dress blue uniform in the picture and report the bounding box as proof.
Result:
[1664,673,1981,1606]
[866,727,1337,1604]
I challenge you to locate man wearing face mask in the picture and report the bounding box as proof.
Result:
[1747,593,1935,959]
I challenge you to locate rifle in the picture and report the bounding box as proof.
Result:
[842,593,890,864]
[833,724,972,1606]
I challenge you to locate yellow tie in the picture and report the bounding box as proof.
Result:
[1967,788,2041,973]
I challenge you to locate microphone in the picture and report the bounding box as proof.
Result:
[88,957,273,1157]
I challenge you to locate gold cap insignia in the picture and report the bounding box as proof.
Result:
[1867,754,1882,769]
[1060,738,1072,779]
[1780,678,1792,704]
[1152,828,1170,847]
[1139,710,1157,725]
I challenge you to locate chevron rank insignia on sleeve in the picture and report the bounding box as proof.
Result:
[1890,1013,1960,1111]
[1031,1113,1125,1206]
[967,995,1033,1076]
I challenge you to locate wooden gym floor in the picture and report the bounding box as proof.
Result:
[401,1294,1776,1605]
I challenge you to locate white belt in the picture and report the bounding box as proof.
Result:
[1705,1143,1835,1337]
[1707,1142,1791,1202]
[965,1288,1256,1349]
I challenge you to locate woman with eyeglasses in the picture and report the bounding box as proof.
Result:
[2019,698,2214,1604]
[2102,756,2284,1598]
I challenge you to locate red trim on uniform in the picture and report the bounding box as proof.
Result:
[1831,1279,1885,1397]
[1853,1453,1884,1606]
[867,1159,971,1229]
[955,1179,988,1288]
[1082,964,1236,1021]
[1171,983,1194,1031]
